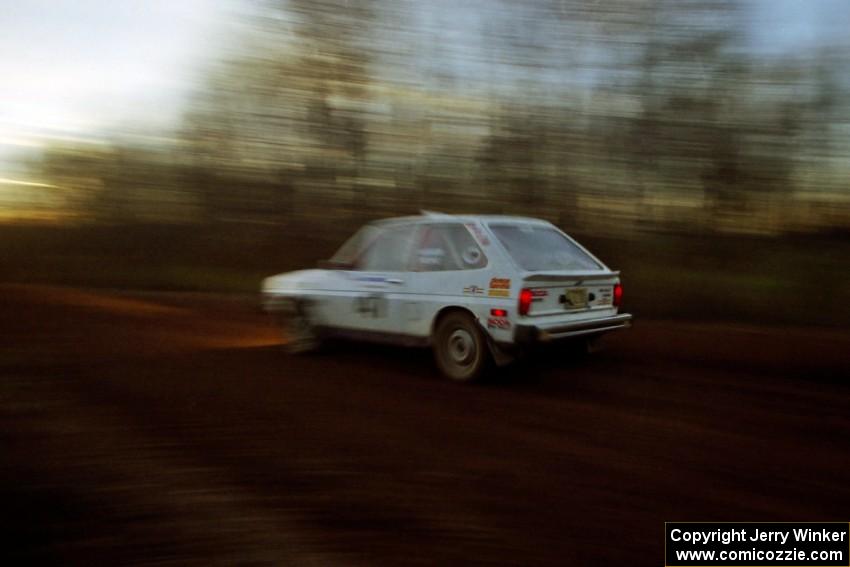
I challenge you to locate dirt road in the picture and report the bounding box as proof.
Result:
[2,285,848,565]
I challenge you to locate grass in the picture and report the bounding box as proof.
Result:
[1,223,847,328]
[579,230,850,327]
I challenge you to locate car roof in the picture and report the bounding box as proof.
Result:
[372,212,552,227]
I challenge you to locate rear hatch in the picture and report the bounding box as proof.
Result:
[485,222,621,319]
[521,272,619,317]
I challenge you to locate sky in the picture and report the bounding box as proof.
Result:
[749,0,849,56]
[0,0,237,153]
[0,0,848,159]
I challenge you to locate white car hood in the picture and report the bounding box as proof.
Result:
[262,269,326,294]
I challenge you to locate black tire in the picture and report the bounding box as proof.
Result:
[280,300,320,354]
[433,311,490,382]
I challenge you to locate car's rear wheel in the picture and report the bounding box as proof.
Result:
[280,300,320,354]
[433,311,490,382]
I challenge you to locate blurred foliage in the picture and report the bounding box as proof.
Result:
[2,222,848,328]
[5,0,850,326]
[22,0,850,235]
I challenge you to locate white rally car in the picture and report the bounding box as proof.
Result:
[262,213,631,381]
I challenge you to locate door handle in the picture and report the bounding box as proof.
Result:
[386,278,404,285]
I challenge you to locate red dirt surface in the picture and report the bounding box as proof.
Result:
[2,285,848,565]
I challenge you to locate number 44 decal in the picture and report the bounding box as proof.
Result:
[354,294,387,318]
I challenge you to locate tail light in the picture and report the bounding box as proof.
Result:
[518,288,533,316]
[613,283,623,307]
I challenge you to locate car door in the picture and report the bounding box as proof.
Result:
[339,223,416,335]
[403,223,491,337]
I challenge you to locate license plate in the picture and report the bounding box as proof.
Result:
[565,288,588,309]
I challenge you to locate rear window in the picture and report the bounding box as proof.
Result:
[489,224,603,271]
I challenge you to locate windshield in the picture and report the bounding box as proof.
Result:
[329,223,417,271]
[329,225,381,266]
[489,224,603,272]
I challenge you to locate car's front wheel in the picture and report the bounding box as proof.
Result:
[279,299,320,354]
[433,311,490,382]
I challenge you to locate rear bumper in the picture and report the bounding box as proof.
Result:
[514,313,632,344]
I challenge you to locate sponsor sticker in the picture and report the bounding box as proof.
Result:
[487,317,511,330]
[487,277,511,297]
[353,294,387,318]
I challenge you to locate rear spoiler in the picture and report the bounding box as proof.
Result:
[522,270,620,283]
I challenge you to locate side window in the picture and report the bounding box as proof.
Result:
[448,225,488,269]
[413,224,487,271]
[357,225,414,271]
